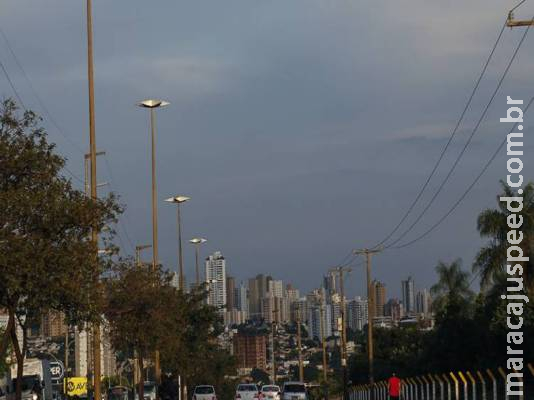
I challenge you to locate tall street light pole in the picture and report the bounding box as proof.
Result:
[165,196,190,291]
[138,99,169,389]
[353,247,382,387]
[189,238,207,286]
[84,1,102,399]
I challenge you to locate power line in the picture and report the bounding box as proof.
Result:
[0,27,85,154]
[391,96,534,249]
[384,19,531,249]
[0,58,25,110]
[371,18,508,249]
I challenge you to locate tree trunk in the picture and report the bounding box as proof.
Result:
[9,309,24,400]
[0,311,14,361]
[138,356,144,400]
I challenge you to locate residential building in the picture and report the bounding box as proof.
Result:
[347,297,368,331]
[402,276,416,316]
[205,251,227,311]
[233,334,267,370]
[226,276,236,310]
[372,280,387,317]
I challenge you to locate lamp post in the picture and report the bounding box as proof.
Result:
[138,99,169,390]
[165,196,190,291]
[189,237,207,286]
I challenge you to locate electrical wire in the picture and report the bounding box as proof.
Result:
[384,19,532,249]
[0,27,85,154]
[391,96,534,249]
[371,18,508,249]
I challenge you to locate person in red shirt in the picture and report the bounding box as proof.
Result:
[388,373,401,399]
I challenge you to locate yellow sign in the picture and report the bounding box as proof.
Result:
[65,377,88,396]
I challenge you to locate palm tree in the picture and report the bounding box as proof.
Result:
[430,259,473,312]
[474,181,534,292]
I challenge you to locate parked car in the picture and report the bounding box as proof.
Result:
[281,382,307,400]
[235,384,259,400]
[134,382,157,400]
[192,386,216,400]
[260,386,281,400]
[107,386,130,400]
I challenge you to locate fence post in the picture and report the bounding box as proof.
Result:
[442,374,451,400]
[408,378,415,400]
[414,377,422,400]
[449,372,459,400]
[466,371,476,400]
[434,375,443,400]
[427,375,435,400]
[381,381,387,400]
[486,369,497,400]
[498,367,508,400]
[528,363,534,377]
[476,371,486,400]
[413,378,419,400]
[421,375,430,400]
[457,372,467,400]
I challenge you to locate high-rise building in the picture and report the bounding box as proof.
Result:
[268,280,284,298]
[262,295,290,324]
[286,284,300,302]
[205,251,227,311]
[307,303,332,340]
[226,276,236,310]
[401,277,416,316]
[347,297,368,331]
[235,282,249,313]
[415,289,432,316]
[372,280,387,317]
[384,298,402,323]
[248,274,272,318]
[233,334,267,370]
[323,273,337,302]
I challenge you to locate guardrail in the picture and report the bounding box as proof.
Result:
[349,363,534,400]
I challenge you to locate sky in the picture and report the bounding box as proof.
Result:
[1,0,534,298]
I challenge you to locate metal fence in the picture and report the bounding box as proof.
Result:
[349,364,534,400]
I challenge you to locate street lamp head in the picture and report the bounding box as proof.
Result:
[165,196,191,204]
[137,99,170,109]
[189,237,207,245]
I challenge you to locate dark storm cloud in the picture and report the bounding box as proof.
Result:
[1,0,534,297]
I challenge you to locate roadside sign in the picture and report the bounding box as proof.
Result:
[66,377,88,396]
[49,361,65,383]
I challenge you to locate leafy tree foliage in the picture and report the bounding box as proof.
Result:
[475,181,534,292]
[0,99,120,400]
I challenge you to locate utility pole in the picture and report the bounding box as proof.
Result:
[270,295,278,384]
[318,291,328,400]
[353,248,382,387]
[296,305,304,382]
[330,267,350,400]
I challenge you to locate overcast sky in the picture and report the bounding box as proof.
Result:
[2,0,534,298]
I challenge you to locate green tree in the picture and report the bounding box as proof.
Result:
[104,263,183,400]
[0,99,120,400]
[474,181,534,292]
[430,259,473,313]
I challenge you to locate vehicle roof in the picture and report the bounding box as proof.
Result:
[283,382,305,385]
[195,386,215,388]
